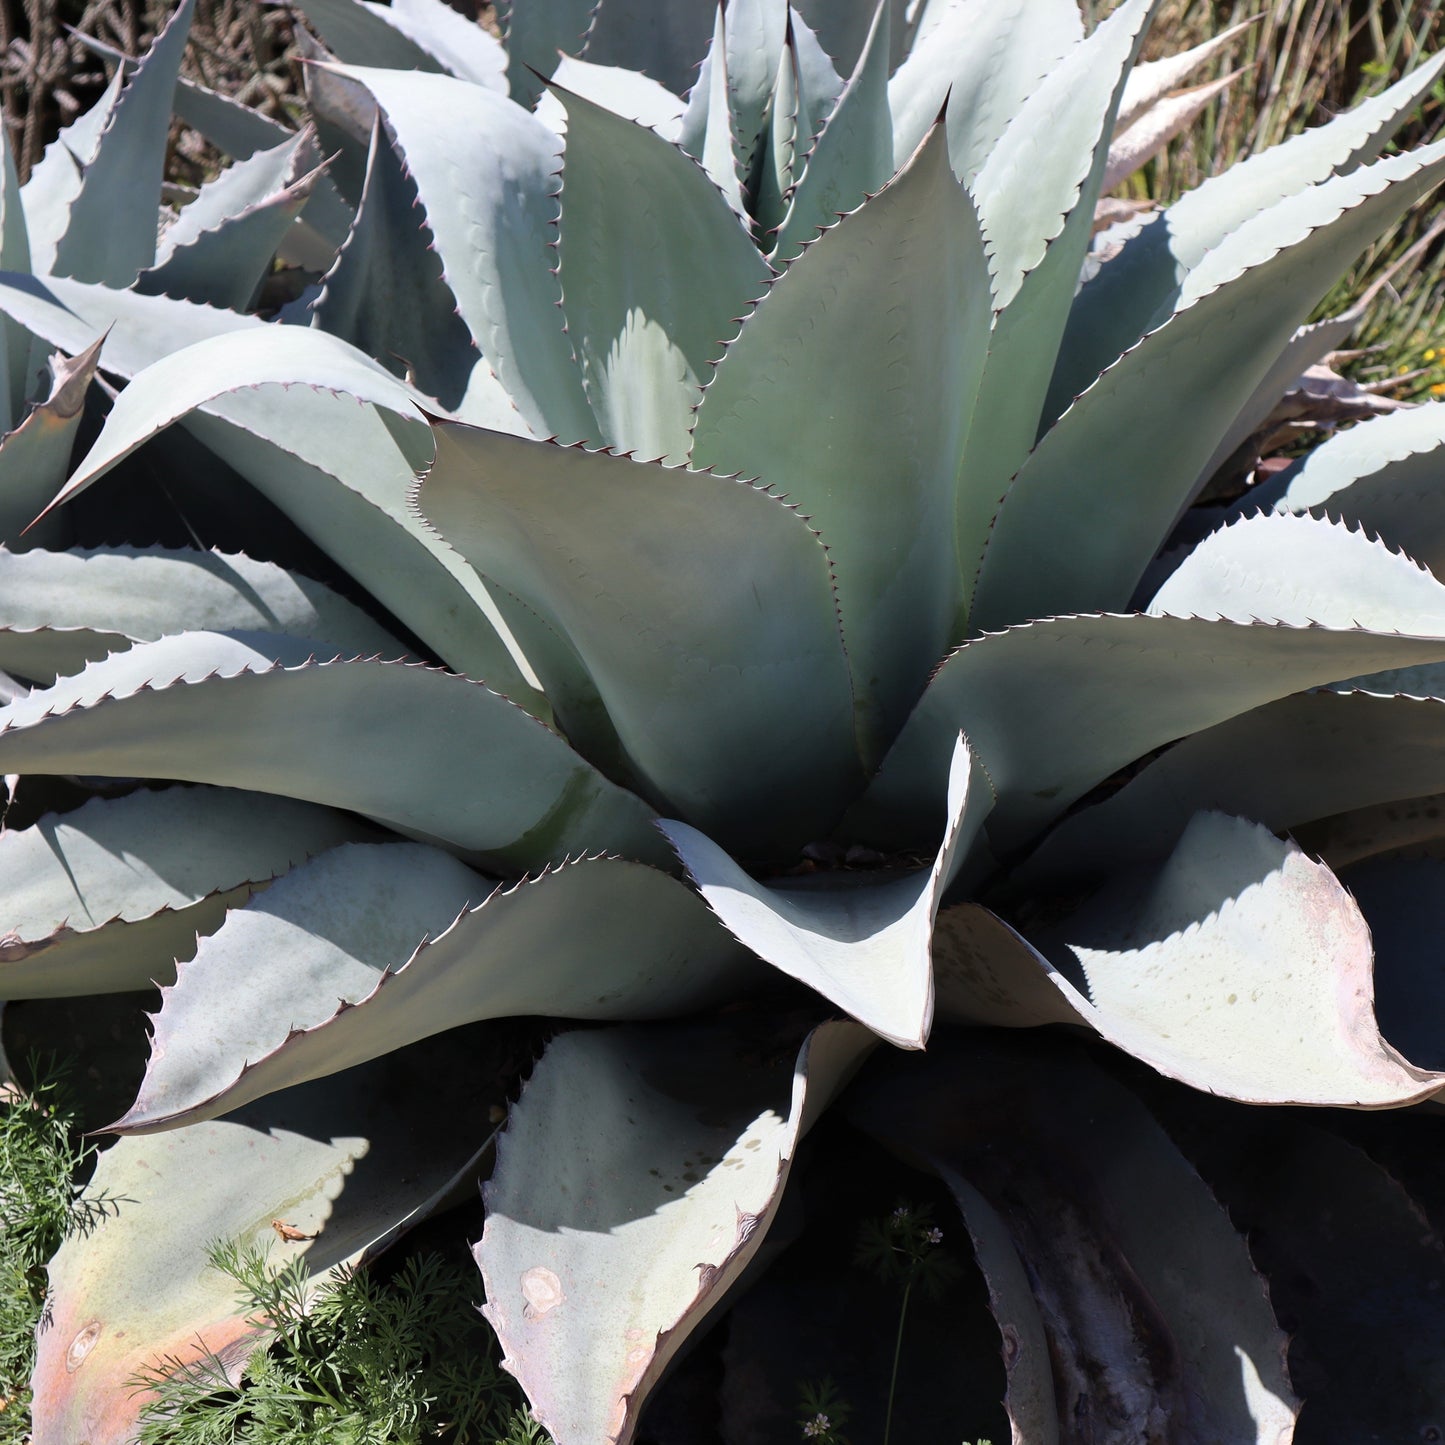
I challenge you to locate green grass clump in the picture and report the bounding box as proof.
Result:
[0,1058,116,1445]
[133,1241,550,1445]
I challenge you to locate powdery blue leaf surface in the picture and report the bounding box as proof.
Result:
[0,631,670,872]
[479,1020,874,1445]
[692,122,990,762]
[552,83,770,462]
[853,612,1445,854]
[662,734,990,1048]
[0,544,402,685]
[536,53,687,138]
[377,0,507,89]
[972,137,1445,631]
[0,786,369,999]
[116,848,758,1131]
[334,64,598,443]
[418,425,864,854]
[30,1031,497,1445]
[291,0,445,71]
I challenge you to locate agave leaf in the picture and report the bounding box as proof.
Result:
[677,6,749,219]
[769,0,890,265]
[418,425,864,853]
[478,1020,874,1445]
[971,137,1445,631]
[0,126,30,431]
[49,0,196,287]
[853,612,1445,853]
[1015,691,1445,887]
[535,53,687,138]
[1051,51,1445,419]
[0,276,547,698]
[661,734,989,1048]
[1148,512,1445,632]
[0,334,104,551]
[0,545,402,684]
[292,0,444,71]
[19,70,123,276]
[30,1029,497,1445]
[1257,402,1445,576]
[500,0,592,105]
[1156,1097,1445,1441]
[750,33,798,236]
[1101,71,1240,194]
[0,786,369,999]
[786,6,845,151]
[721,0,787,183]
[312,114,514,426]
[846,1034,1300,1440]
[953,0,1156,608]
[335,63,598,444]
[887,0,1082,182]
[552,82,770,462]
[37,325,426,529]
[1342,856,1445,1070]
[116,849,758,1132]
[1115,16,1257,130]
[693,122,990,761]
[138,134,326,311]
[0,631,672,871]
[565,0,716,99]
[377,0,507,89]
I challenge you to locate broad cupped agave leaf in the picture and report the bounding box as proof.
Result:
[692,119,990,762]
[115,846,758,1131]
[478,1020,874,1445]
[0,631,671,871]
[551,81,771,463]
[31,1031,498,1445]
[417,424,863,853]
[661,734,991,1047]
[0,545,403,684]
[535,53,688,139]
[972,136,1445,630]
[0,787,370,998]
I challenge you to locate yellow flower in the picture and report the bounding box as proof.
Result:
[1429,382,1445,396]
[1426,348,1437,361]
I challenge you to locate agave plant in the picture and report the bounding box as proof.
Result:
[6,0,1445,1440]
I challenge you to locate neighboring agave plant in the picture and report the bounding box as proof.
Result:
[8,0,1445,1440]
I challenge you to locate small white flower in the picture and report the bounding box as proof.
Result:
[926,1226,943,1244]
[803,1413,831,1438]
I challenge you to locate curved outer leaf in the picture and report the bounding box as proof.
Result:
[1114,16,1257,130]
[50,0,196,287]
[0,786,367,999]
[536,54,687,139]
[552,83,770,463]
[971,136,1445,632]
[334,64,598,443]
[1262,402,1445,577]
[292,0,445,71]
[478,1020,875,1445]
[1101,71,1240,194]
[1148,511,1445,633]
[0,545,402,684]
[138,151,327,312]
[418,425,864,854]
[117,849,758,1132]
[953,0,1156,616]
[1015,691,1445,888]
[0,334,104,551]
[846,1034,1300,1442]
[311,114,513,426]
[30,1031,498,1445]
[0,277,544,702]
[1052,51,1445,412]
[42,325,427,526]
[1344,856,1445,1071]
[0,631,672,872]
[20,71,122,277]
[852,612,1445,853]
[770,0,890,265]
[379,0,508,89]
[692,122,990,762]
[660,734,990,1048]
[887,0,1082,183]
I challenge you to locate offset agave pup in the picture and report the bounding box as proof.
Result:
[5,0,1445,1438]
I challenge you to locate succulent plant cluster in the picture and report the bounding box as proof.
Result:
[6,0,1445,1439]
